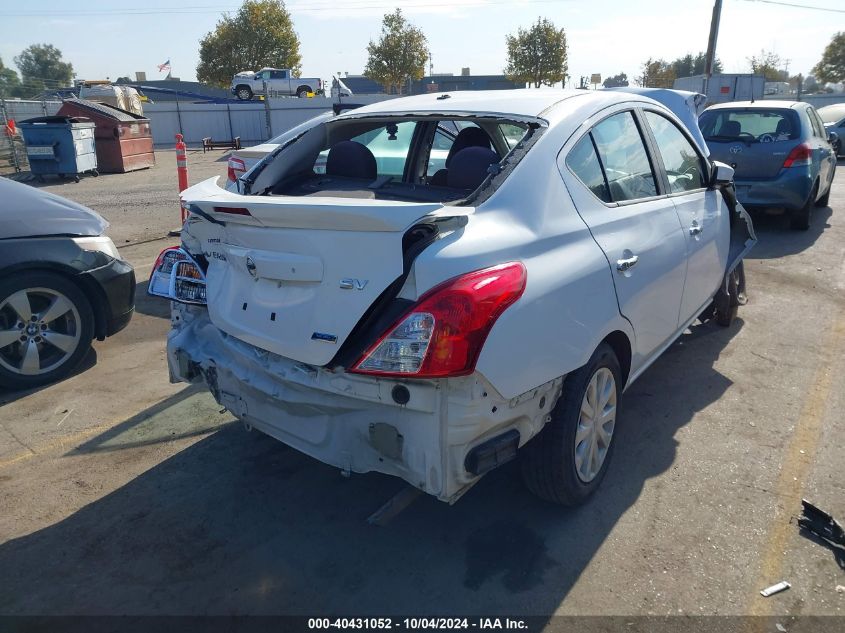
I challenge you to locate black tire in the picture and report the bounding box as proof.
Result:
[521,343,622,506]
[790,182,817,230]
[0,272,94,390]
[236,86,253,101]
[73,175,80,183]
[91,169,99,178]
[296,87,309,98]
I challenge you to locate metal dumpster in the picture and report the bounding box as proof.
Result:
[18,116,98,182]
[57,98,155,173]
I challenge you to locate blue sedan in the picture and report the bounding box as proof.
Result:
[699,100,837,230]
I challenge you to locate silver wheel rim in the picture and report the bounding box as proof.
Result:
[574,367,617,483]
[238,89,250,99]
[0,287,82,376]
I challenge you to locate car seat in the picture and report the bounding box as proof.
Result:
[446,146,499,190]
[722,120,742,137]
[430,127,494,186]
[325,140,377,180]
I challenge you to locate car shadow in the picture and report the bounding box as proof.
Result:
[8,172,101,188]
[0,347,97,407]
[746,205,832,259]
[133,279,170,319]
[0,320,741,616]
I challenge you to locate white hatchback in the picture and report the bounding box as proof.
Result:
[150,89,756,505]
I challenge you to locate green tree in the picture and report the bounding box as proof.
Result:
[197,0,301,88]
[813,32,845,84]
[505,17,568,88]
[671,52,722,78]
[748,49,787,81]
[363,9,429,95]
[0,57,23,98]
[602,72,629,88]
[637,58,676,88]
[13,44,74,95]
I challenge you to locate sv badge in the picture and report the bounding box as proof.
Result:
[340,278,369,290]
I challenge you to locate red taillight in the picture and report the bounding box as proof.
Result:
[350,262,527,378]
[227,157,246,183]
[783,143,812,168]
[212,206,252,216]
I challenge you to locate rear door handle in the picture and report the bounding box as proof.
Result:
[689,220,703,236]
[616,255,639,272]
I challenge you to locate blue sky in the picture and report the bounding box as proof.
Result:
[0,0,840,86]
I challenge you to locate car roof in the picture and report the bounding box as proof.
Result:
[705,100,804,111]
[338,89,594,119]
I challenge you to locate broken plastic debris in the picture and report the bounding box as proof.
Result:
[760,581,791,597]
[836,585,845,594]
[798,499,845,548]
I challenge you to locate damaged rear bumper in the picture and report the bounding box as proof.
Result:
[167,304,561,502]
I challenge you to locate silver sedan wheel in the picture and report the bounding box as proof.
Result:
[574,367,617,483]
[0,287,82,376]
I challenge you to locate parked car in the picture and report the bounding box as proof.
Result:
[0,178,135,389]
[151,90,755,505]
[818,103,845,157]
[230,68,322,101]
[699,101,837,230]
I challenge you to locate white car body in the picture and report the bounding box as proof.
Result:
[154,89,756,504]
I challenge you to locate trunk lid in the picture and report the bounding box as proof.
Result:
[182,177,470,366]
[706,139,793,179]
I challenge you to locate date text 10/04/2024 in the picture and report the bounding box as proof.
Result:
[308,618,528,630]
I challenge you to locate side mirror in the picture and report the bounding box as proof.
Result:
[828,131,839,146]
[710,160,735,187]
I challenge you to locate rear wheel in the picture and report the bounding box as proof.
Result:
[296,87,310,98]
[790,182,818,230]
[0,272,94,390]
[521,343,622,505]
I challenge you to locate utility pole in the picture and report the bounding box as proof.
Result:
[704,0,722,97]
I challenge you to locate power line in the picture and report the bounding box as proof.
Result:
[738,0,845,13]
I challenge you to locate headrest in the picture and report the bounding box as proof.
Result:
[325,140,377,180]
[447,146,499,190]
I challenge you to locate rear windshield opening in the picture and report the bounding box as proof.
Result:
[254,116,533,204]
[699,108,800,143]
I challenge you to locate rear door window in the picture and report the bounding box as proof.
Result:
[808,108,826,138]
[644,111,707,193]
[565,134,611,203]
[591,112,658,202]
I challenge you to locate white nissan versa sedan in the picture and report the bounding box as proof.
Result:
[150,90,756,505]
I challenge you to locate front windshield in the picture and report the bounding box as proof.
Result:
[699,108,799,143]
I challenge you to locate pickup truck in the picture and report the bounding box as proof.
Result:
[230,68,322,101]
